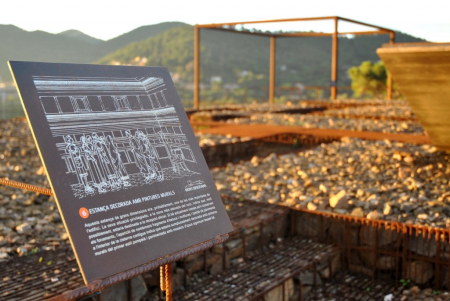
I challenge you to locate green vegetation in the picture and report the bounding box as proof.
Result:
[348,61,401,99]
[0,22,424,103]
[349,61,387,98]
[98,26,195,83]
[97,25,423,103]
[0,22,187,81]
[400,279,411,287]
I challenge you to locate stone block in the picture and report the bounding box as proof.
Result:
[97,275,147,301]
[264,278,294,301]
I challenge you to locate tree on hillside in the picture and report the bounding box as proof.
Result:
[348,61,388,98]
[236,71,266,102]
[348,61,402,99]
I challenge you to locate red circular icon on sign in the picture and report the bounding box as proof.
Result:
[79,207,89,219]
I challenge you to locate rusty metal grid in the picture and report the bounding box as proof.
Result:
[0,234,228,301]
[306,272,399,301]
[174,236,339,301]
[0,197,285,300]
[293,210,450,290]
[0,245,80,301]
[223,197,289,230]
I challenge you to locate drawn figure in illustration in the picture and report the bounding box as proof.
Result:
[125,130,152,181]
[171,149,189,175]
[105,135,131,187]
[64,135,94,195]
[136,131,164,182]
[134,130,158,182]
[81,135,108,193]
[91,133,117,191]
[100,135,122,190]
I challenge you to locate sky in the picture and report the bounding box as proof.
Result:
[1,0,450,42]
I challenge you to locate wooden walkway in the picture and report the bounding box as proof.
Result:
[192,122,432,145]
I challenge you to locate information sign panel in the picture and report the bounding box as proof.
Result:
[9,61,233,284]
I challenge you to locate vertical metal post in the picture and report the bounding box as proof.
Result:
[331,17,338,100]
[160,266,166,292]
[387,31,395,100]
[194,25,200,109]
[269,36,276,105]
[165,264,172,301]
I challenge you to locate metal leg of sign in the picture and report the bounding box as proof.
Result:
[160,264,172,300]
[165,264,172,301]
[160,265,166,291]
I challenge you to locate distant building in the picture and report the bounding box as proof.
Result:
[210,76,222,84]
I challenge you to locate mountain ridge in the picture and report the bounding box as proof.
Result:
[0,22,426,98]
[57,29,103,44]
[96,25,426,89]
[0,22,189,81]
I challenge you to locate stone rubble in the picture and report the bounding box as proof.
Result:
[324,104,415,118]
[195,133,252,147]
[226,113,424,134]
[0,118,64,261]
[212,138,450,228]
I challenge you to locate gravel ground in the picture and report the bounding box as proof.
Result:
[0,118,447,259]
[323,104,415,118]
[212,138,450,228]
[196,133,252,147]
[226,113,424,134]
[0,118,64,261]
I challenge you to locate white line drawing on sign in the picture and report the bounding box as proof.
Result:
[33,76,199,199]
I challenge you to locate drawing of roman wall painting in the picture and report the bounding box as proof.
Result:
[33,76,199,199]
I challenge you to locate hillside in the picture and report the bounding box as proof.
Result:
[0,25,104,81]
[57,30,103,44]
[0,21,425,98]
[101,22,187,52]
[97,25,426,90]
[0,22,187,81]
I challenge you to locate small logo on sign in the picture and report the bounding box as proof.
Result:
[185,180,207,192]
[79,207,89,219]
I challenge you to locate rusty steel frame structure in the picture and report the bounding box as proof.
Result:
[194,16,396,109]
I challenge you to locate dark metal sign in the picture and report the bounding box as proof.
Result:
[9,61,233,284]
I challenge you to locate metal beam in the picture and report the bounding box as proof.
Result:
[337,16,394,33]
[387,31,395,100]
[197,16,338,28]
[203,29,389,38]
[269,36,276,105]
[194,25,200,109]
[331,18,338,100]
[202,27,273,37]
[338,30,390,36]
[277,32,332,37]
